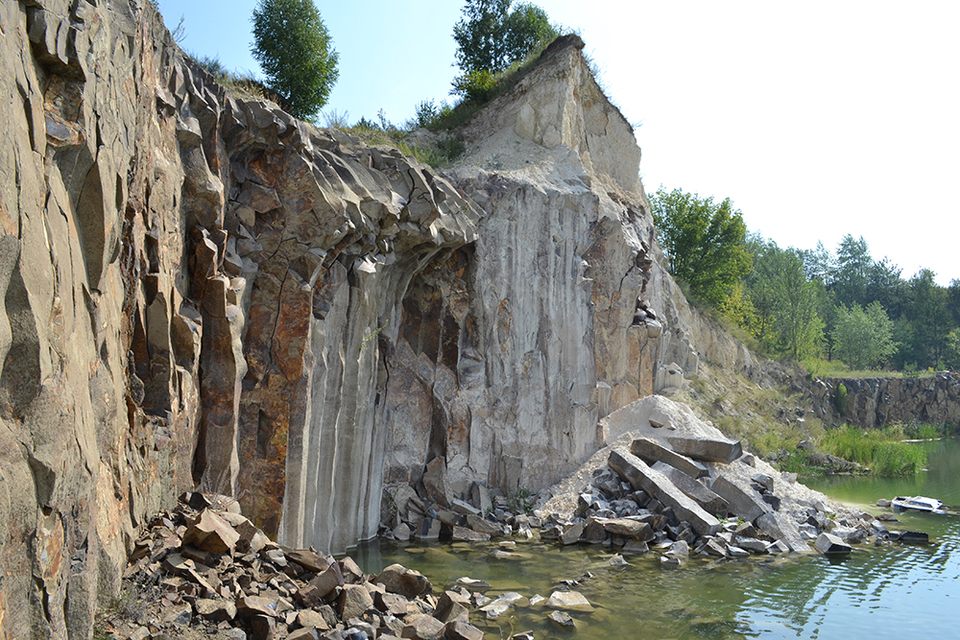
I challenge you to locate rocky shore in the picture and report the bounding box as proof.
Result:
[104,396,925,640]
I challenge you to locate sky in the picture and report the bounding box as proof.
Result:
[157,0,960,285]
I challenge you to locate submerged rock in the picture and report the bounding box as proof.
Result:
[545,591,595,612]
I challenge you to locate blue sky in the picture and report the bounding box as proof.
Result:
[157,0,960,285]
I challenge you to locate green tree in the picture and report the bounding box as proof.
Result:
[948,278,960,326]
[650,188,752,308]
[452,0,556,74]
[799,241,834,285]
[504,3,556,63]
[901,269,951,368]
[251,0,339,120]
[831,301,897,370]
[832,234,872,307]
[744,238,824,360]
[866,256,906,319]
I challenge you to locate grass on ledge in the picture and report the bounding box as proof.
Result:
[824,424,928,476]
[802,357,938,380]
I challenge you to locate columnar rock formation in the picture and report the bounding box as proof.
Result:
[0,2,757,637]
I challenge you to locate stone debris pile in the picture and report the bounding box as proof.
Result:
[538,430,898,561]
[383,478,541,545]
[112,492,511,640]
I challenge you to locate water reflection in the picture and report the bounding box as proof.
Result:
[354,440,959,639]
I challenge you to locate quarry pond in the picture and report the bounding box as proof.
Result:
[355,439,960,639]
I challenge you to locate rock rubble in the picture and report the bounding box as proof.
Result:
[111,492,497,640]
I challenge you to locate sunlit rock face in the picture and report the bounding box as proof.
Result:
[0,5,755,637]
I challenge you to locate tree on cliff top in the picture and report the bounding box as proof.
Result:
[650,187,752,308]
[453,0,557,74]
[251,0,339,120]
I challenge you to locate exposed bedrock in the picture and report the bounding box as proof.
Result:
[0,3,769,637]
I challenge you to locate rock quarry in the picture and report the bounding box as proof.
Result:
[0,1,865,638]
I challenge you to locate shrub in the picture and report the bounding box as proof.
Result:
[834,382,848,415]
[451,69,499,103]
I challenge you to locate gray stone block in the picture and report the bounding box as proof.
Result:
[651,462,729,516]
[667,435,743,463]
[608,448,720,536]
[710,475,769,522]
[631,438,709,479]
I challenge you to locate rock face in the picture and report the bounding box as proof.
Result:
[804,373,960,428]
[0,4,769,637]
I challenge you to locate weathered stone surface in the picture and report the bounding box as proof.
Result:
[310,564,345,598]
[651,462,729,516]
[250,614,277,640]
[450,498,481,518]
[545,591,594,612]
[548,610,576,627]
[236,596,277,619]
[339,584,375,621]
[374,564,432,598]
[285,548,331,573]
[815,532,852,556]
[631,438,709,479]
[466,514,500,536]
[561,521,586,545]
[402,614,445,640]
[183,509,241,554]
[452,526,491,542]
[710,476,769,522]
[434,591,471,624]
[195,598,237,622]
[479,592,526,618]
[806,373,960,430]
[667,435,743,463]
[601,518,654,541]
[296,609,330,631]
[442,620,485,640]
[608,448,720,535]
[757,512,811,553]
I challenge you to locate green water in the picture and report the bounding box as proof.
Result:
[355,440,960,639]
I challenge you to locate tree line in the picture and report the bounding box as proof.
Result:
[651,187,960,373]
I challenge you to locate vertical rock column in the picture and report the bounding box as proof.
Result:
[197,276,247,494]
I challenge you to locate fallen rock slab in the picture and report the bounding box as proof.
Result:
[601,518,654,542]
[183,509,240,554]
[608,448,720,536]
[651,462,728,516]
[710,475,769,522]
[667,435,743,463]
[631,438,709,479]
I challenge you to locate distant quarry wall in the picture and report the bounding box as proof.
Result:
[1,2,760,638]
[805,372,960,429]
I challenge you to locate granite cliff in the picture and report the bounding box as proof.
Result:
[0,2,755,637]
